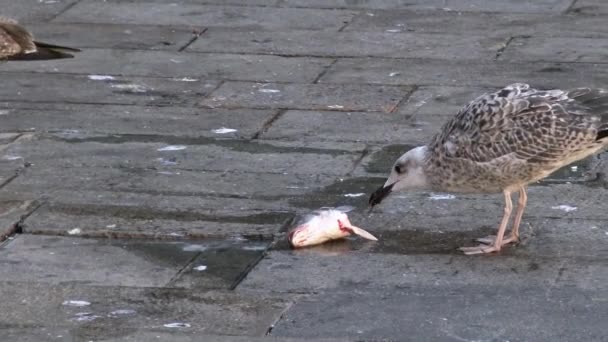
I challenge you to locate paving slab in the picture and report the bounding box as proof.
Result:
[261,110,431,144]
[269,286,607,340]
[1,50,330,82]
[23,23,198,51]
[0,328,349,342]
[321,58,608,88]
[240,217,608,293]
[0,73,219,107]
[346,10,608,38]
[501,36,608,63]
[0,281,292,337]
[0,0,77,22]
[0,104,276,139]
[191,30,504,59]
[56,2,356,30]
[0,234,268,289]
[570,0,608,14]
[0,200,35,242]
[201,82,411,112]
[396,85,494,116]
[1,136,364,175]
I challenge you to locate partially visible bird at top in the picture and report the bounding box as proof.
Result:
[369,83,608,255]
[0,16,80,61]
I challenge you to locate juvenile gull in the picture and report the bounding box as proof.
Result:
[0,17,79,61]
[369,83,608,255]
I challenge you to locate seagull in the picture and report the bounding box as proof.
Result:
[0,17,80,61]
[369,83,608,255]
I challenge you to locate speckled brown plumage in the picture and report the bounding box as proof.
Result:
[370,83,608,255]
[0,17,79,60]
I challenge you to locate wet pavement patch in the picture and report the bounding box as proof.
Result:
[0,235,269,289]
[273,227,496,255]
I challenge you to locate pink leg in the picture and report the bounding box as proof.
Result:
[508,186,527,242]
[459,190,513,255]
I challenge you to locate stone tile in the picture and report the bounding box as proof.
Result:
[396,85,494,117]
[0,282,291,336]
[0,200,34,241]
[0,235,268,289]
[501,37,608,63]
[57,2,356,30]
[0,73,219,107]
[261,110,430,144]
[570,0,608,14]
[24,23,197,51]
[1,136,364,175]
[270,286,607,340]
[2,165,338,199]
[0,0,77,22]
[191,30,504,59]
[240,220,608,293]
[346,11,608,38]
[269,0,572,12]
[0,105,276,140]
[1,50,330,82]
[321,58,608,88]
[201,82,411,112]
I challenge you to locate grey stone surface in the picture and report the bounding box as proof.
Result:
[270,286,607,340]
[0,0,77,22]
[321,58,608,88]
[570,0,608,14]
[0,282,291,337]
[0,73,219,107]
[24,23,198,51]
[501,37,608,63]
[0,104,277,139]
[201,82,411,112]
[0,235,269,289]
[191,30,504,59]
[1,50,330,82]
[1,137,364,175]
[346,10,608,38]
[1,0,607,340]
[56,2,356,30]
[262,110,430,144]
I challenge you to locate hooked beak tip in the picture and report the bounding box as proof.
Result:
[368,182,395,207]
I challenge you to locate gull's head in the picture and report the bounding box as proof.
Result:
[369,145,429,207]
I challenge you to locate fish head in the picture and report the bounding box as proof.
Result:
[288,210,352,248]
[369,145,429,207]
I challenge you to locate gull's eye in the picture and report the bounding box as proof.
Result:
[394,164,403,174]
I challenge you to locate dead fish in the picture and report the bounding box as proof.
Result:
[288,206,378,248]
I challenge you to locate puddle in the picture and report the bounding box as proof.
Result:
[89,238,269,289]
[364,144,416,174]
[274,227,496,255]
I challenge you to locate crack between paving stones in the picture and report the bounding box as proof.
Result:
[47,0,82,21]
[165,251,202,287]
[388,85,417,114]
[311,58,338,84]
[177,27,207,52]
[346,145,371,176]
[230,215,294,290]
[265,296,300,336]
[562,0,579,14]
[251,109,287,139]
[0,201,45,243]
[494,36,514,60]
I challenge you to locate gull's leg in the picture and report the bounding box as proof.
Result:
[459,190,513,255]
[476,186,527,245]
[507,186,527,242]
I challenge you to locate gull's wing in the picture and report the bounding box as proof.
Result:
[430,83,608,166]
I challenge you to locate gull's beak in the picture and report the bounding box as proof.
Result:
[368,182,395,207]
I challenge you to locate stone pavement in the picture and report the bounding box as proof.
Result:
[1,0,607,341]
